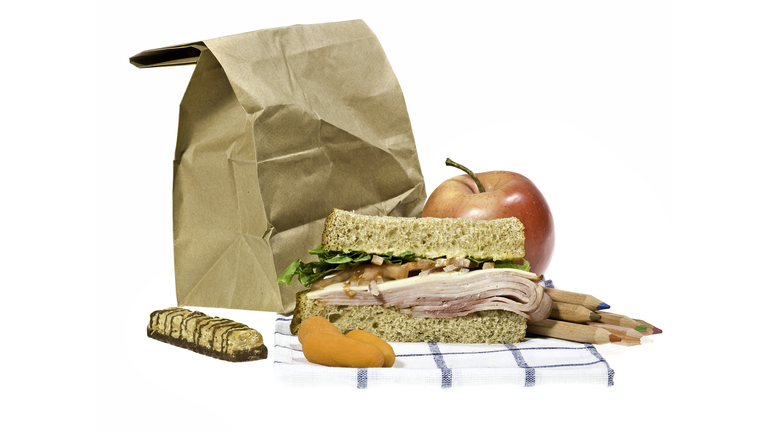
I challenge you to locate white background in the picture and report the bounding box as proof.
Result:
[4,1,766,430]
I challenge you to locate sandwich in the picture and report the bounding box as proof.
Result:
[278,208,552,344]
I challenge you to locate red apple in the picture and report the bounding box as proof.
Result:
[421,159,555,275]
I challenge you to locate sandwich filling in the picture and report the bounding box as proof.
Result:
[278,246,534,289]
[279,247,551,324]
[306,268,552,323]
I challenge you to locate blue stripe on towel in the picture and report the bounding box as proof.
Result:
[428,342,452,388]
[357,369,368,389]
[584,344,615,386]
[506,344,536,387]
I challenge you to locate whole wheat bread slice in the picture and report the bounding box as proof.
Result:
[321,208,525,261]
[291,290,528,344]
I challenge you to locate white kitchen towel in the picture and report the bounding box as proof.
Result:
[273,315,615,388]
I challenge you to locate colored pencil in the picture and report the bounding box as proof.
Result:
[612,336,653,347]
[549,301,602,323]
[586,322,646,340]
[634,319,662,335]
[596,312,662,336]
[596,311,640,329]
[543,287,610,311]
[527,319,621,344]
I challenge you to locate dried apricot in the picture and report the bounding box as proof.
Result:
[301,333,385,368]
[345,329,396,367]
[297,315,343,343]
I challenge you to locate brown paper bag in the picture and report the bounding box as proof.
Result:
[130,20,426,313]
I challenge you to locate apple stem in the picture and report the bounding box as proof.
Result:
[445,158,485,193]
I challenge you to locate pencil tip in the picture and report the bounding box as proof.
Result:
[652,327,663,334]
[597,302,610,310]
[590,313,602,321]
[609,334,621,343]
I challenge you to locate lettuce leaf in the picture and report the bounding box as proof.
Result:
[276,246,416,288]
[494,259,531,272]
[276,245,531,288]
